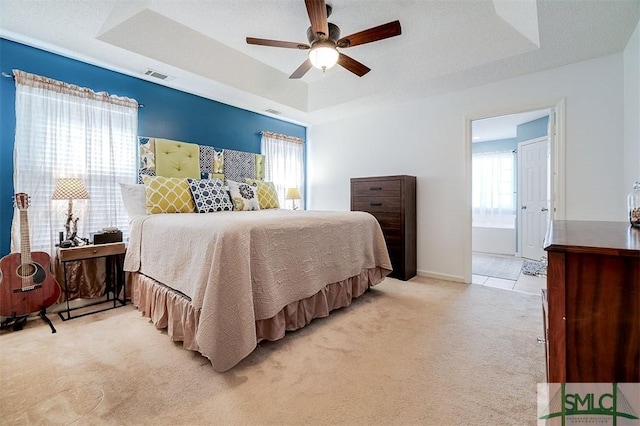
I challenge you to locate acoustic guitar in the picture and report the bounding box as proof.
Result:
[0,193,61,320]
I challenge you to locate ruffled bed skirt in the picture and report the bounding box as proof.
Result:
[130,267,388,357]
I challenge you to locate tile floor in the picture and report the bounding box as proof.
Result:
[472,270,546,296]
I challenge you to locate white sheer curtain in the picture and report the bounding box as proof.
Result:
[11,70,138,254]
[472,151,516,228]
[260,132,305,209]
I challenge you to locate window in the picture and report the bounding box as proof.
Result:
[261,132,305,209]
[472,151,516,228]
[11,70,138,253]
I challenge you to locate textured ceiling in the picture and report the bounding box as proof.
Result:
[0,0,638,126]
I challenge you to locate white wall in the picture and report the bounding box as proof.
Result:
[624,20,640,193]
[307,53,627,282]
[472,227,516,256]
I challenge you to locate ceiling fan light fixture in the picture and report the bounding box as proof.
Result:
[308,41,339,71]
[246,2,401,79]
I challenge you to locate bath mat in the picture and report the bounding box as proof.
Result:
[522,259,547,276]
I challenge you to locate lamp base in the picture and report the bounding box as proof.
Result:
[59,237,89,248]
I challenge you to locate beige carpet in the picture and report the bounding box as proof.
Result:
[0,277,545,425]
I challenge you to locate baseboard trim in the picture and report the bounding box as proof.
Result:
[416,270,467,283]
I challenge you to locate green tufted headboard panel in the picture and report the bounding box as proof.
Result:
[155,138,201,178]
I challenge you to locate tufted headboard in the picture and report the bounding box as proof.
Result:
[138,137,265,183]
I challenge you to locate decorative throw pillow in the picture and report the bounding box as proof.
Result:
[187,178,233,213]
[142,176,195,214]
[227,180,260,211]
[245,179,280,209]
[119,183,147,220]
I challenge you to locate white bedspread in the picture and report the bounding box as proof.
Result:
[124,209,391,370]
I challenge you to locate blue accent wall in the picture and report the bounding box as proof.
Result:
[472,138,517,154]
[516,116,549,142]
[0,38,306,256]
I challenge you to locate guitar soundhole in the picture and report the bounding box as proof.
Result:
[17,263,37,278]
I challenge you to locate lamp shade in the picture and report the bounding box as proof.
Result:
[285,187,301,200]
[52,178,90,200]
[308,41,339,71]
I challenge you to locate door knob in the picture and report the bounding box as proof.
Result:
[521,205,527,210]
[541,207,549,212]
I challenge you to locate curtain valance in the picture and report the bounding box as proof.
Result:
[260,131,304,144]
[13,69,138,109]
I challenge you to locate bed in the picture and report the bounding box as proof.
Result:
[122,138,392,371]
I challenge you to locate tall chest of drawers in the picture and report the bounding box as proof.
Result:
[350,175,416,281]
[543,220,640,383]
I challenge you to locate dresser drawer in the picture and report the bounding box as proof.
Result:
[370,211,401,231]
[387,252,404,277]
[352,197,401,213]
[58,242,126,261]
[351,179,401,197]
[383,234,402,251]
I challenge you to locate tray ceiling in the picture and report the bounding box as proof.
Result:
[0,0,638,125]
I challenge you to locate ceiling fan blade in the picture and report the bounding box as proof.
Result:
[246,37,310,49]
[305,0,329,39]
[337,20,402,48]
[337,53,370,77]
[290,59,313,79]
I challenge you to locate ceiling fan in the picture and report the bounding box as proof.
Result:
[246,0,401,79]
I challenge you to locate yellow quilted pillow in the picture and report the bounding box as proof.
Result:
[143,176,195,214]
[246,179,280,209]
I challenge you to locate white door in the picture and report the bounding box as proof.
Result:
[518,137,550,260]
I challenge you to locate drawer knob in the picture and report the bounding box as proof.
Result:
[92,249,97,254]
[370,187,382,191]
[370,202,382,207]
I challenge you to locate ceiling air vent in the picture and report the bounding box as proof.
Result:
[144,69,173,81]
[264,108,282,115]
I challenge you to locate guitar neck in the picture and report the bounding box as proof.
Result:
[20,209,32,264]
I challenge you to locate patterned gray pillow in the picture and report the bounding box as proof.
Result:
[227,179,260,211]
[186,178,233,213]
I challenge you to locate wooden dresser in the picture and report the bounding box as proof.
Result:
[543,220,640,383]
[351,175,416,280]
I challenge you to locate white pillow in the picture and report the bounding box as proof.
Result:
[119,183,147,220]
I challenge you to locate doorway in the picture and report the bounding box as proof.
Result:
[468,105,561,292]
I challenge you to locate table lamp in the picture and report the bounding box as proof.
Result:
[285,187,301,210]
[52,178,90,244]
